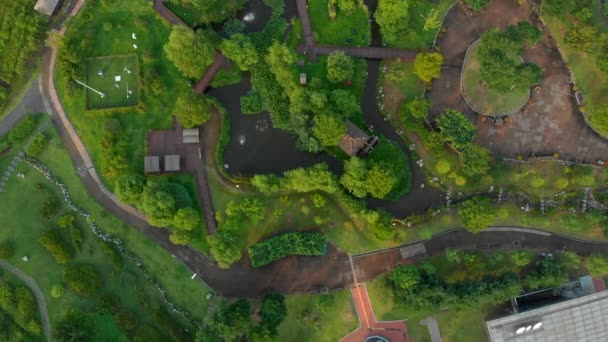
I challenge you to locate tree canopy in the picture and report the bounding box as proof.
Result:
[164,26,215,79]
[220,34,258,71]
[312,114,346,146]
[457,197,496,233]
[414,52,443,82]
[375,0,410,44]
[326,51,355,83]
[171,0,247,24]
[436,109,477,150]
[174,93,213,128]
[460,144,491,176]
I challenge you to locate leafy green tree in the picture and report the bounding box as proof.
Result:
[114,174,146,205]
[282,164,340,194]
[173,207,200,231]
[259,294,287,334]
[390,265,421,291]
[174,94,213,128]
[312,114,346,146]
[220,34,258,71]
[512,250,533,267]
[365,163,398,199]
[414,52,443,82]
[446,248,462,263]
[164,26,215,79]
[214,299,252,340]
[457,197,496,233]
[375,0,410,44]
[208,229,242,268]
[340,157,368,198]
[565,24,602,52]
[326,51,355,83]
[524,258,568,289]
[465,0,489,11]
[265,42,297,92]
[403,97,430,119]
[542,0,578,17]
[336,0,357,13]
[63,265,102,297]
[330,89,360,116]
[39,230,73,264]
[436,109,477,150]
[514,63,542,90]
[141,185,177,228]
[57,214,76,229]
[585,254,608,277]
[460,144,491,176]
[8,116,36,144]
[54,310,94,342]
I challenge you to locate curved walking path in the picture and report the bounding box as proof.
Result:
[0,260,51,341]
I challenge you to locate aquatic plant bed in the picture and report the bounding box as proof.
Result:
[249,232,327,267]
[84,54,140,110]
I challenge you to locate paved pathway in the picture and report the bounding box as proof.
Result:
[153,0,187,26]
[341,283,410,342]
[0,260,51,341]
[294,0,417,60]
[0,78,46,137]
[420,317,443,342]
[194,52,228,94]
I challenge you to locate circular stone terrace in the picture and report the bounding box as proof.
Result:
[460,39,530,117]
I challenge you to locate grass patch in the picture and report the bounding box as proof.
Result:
[85,54,141,110]
[543,3,608,135]
[309,0,370,46]
[0,116,212,330]
[462,42,529,115]
[389,0,455,49]
[57,0,190,187]
[278,290,358,341]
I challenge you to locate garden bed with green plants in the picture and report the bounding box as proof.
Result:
[249,232,327,267]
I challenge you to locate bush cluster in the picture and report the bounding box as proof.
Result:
[249,232,327,267]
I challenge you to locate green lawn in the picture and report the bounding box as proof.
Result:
[543,2,608,136]
[0,116,212,332]
[388,0,455,49]
[309,0,370,46]
[164,0,200,27]
[57,0,190,187]
[85,54,140,110]
[462,43,529,115]
[278,290,358,341]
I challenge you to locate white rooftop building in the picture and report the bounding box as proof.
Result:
[486,289,608,342]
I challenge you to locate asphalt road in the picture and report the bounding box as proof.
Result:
[0,77,46,136]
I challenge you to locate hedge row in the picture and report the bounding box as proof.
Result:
[249,232,327,268]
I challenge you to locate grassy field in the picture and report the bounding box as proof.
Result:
[0,116,213,332]
[380,61,425,115]
[57,0,190,187]
[462,43,529,115]
[543,2,608,135]
[309,0,370,46]
[389,0,455,49]
[278,290,358,341]
[85,55,140,110]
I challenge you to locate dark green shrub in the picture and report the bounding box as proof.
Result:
[240,91,263,114]
[8,116,36,144]
[25,132,48,157]
[100,241,123,271]
[63,264,102,297]
[249,232,327,267]
[39,230,73,264]
[0,241,13,260]
[40,196,61,219]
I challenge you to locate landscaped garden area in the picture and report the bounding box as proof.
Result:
[309,0,371,46]
[84,54,140,110]
[0,114,212,339]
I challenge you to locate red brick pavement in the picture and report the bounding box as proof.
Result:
[341,283,410,342]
